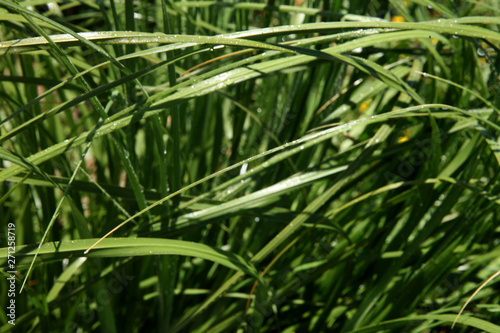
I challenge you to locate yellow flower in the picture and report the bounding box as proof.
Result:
[398,136,409,143]
[391,15,405,23]
[398,129,410,143]
[359,98,372,112]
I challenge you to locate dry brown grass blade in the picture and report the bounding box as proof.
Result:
[452,269,500,328]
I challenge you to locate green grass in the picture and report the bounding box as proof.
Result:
[0,0,499,332]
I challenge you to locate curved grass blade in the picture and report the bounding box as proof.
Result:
[348,313,500,333]
[82,109,413,254]
[452,269,500,329]
[170,125,394,331]
[0,238,260,280]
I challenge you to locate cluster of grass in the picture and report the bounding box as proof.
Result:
[1,0,499,332]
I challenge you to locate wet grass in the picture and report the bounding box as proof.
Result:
[0,0,499,332]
